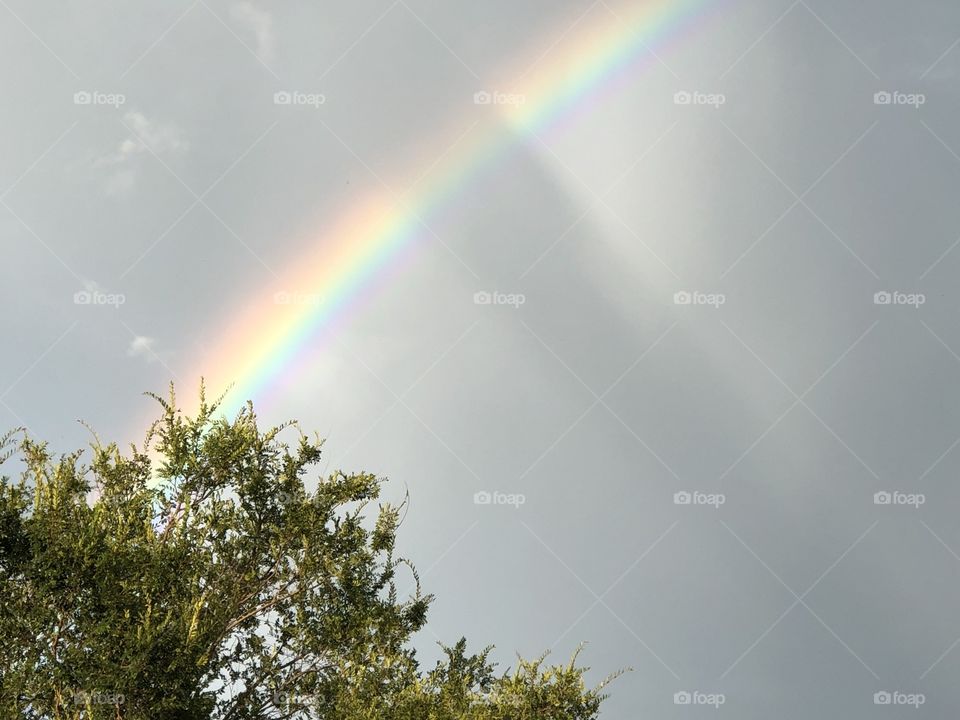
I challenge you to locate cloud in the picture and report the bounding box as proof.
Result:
[95,112,185,195]
[127,335,157,361]
[230,2,275,62]
[123,111,186,154]
[127,334,178,373]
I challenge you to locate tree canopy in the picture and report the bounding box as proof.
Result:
[0,386,619,719]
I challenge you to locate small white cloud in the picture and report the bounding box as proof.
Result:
[123,111,185,154]
[127,335,157,360]
[231,2,275,62]
[95,112,185,195]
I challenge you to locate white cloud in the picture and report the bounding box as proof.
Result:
[230,2,275,62]
[123,111,185,154]
[127,335,157,361]
[95,111,185,195]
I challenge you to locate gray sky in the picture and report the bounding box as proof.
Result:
[3,0,960,717]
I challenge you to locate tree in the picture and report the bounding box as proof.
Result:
[0,385,619,719]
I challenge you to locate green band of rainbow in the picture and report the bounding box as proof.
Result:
[202,0,714,414]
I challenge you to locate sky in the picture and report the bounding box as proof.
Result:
[2,0,960,716]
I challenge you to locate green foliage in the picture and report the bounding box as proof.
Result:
[0,385,618,719]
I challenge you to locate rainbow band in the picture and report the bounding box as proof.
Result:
[204,0,712,414]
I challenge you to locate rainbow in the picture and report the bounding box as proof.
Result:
[198,0,714,415]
